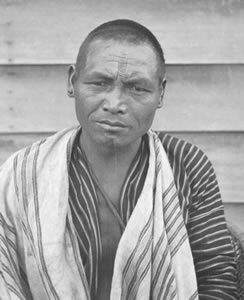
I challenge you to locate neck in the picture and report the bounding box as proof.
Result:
[79,132,142,179]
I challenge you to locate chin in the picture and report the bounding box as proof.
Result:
[101,136,125,148]
[93,133,128,149]
[87,126,144,150]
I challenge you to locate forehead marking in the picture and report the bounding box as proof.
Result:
[116,55,129,79]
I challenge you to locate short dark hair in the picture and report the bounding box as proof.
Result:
[75,19,166,79]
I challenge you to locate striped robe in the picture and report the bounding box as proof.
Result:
[68,131,150,299]
[0,127,238,299]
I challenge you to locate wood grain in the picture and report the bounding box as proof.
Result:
[0,132,243,204]
[1,64,244,132]
[224,203,244,235]
[1,0,244,64]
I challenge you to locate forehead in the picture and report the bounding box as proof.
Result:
[82,39,159,78]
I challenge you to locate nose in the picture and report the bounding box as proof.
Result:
[102,86,127,114]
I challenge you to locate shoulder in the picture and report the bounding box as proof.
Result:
[155,131,220,214]
[155,131,206,161]
[0,127,80,210]
[155,131,213,181]
[0,127,79,175]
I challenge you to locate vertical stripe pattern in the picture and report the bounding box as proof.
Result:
[0,127,238,299]
[111,131,198,299]
[68,133,149,298]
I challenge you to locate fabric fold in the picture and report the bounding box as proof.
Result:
[111,131,198,300]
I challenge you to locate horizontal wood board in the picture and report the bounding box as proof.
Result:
[1,0,244,64]
[0,132,243,204]
[224,203,244,235]
[1,64,244,132]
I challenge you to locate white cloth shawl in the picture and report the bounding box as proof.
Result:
[0,127,198,299]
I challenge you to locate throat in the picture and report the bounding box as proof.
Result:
[80,140,141,199]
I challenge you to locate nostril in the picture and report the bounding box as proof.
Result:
[103,106,109,112]
[101,96,127,114]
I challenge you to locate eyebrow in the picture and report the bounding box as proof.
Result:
[84,71,114,80]
[121,74,155,88]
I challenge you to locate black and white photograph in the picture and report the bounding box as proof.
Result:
[1,0,244,299]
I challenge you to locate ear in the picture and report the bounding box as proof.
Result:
[157,78,167,108]
[67,64,76,98]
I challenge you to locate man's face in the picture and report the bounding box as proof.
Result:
[69,39,165,150]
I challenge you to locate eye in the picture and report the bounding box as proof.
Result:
[128,83,148,93]
[132,86,145,92]
[89,81,107,86]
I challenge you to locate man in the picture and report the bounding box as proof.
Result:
[0,19,238,299]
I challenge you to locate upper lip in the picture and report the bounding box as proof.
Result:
[98,120,127,127]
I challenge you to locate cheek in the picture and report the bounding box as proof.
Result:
[75,100,85,125]
[133,102,158,127]
[74,94,99,127]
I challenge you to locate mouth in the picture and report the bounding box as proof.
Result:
[96,120,128,133]
[97,120,127,129]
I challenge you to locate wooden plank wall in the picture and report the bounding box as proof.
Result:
[1,0,244,227]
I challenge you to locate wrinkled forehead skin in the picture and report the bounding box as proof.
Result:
[75,37,165,81]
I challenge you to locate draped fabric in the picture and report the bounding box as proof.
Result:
[110,131,198,299]
[0,126,238,299]
[69,130,198,299]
